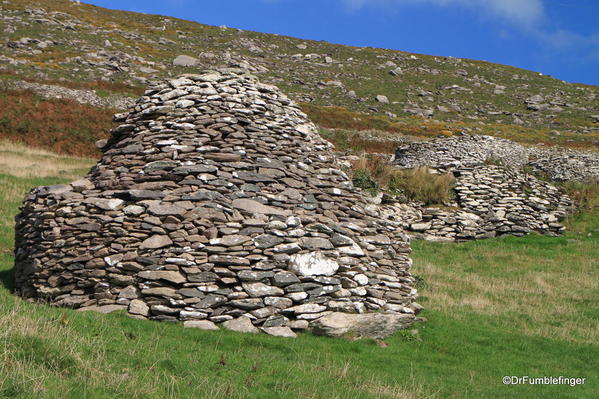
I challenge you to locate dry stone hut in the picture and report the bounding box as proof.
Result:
[14,69,418,338]
[391,134,574,241]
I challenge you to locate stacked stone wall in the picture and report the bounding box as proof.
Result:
[14,70,418,337]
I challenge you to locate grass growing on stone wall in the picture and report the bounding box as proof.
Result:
[388,168,455,205]
[0,143,597,398]
[351,155,454,205]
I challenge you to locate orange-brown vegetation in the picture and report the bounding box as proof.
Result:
[301,103,458,139]
[0,89,114,157]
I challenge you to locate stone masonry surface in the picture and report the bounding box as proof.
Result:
[14,69,418,338]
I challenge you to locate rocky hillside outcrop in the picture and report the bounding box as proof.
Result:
[14,70,419,339]
[1,0,598,141]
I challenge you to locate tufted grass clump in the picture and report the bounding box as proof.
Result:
[350,155,454,204]
[388,167,454,205]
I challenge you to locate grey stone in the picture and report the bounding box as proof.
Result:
[261,326,297,338]
[272,271,300,286]
[222,317,259,333]
[289,252,339,276]
[173,55,199,67]
[184,320,219,330]
[242,282,284,297]
[209,235,252,247]
[140,235,173,249]
[232,199,291,216]
[253,234,285,249]
[128,300,149,316]
[138,270,185,284]
[311,312,415,339]
[237,270,274,281]
[375,95,389,104]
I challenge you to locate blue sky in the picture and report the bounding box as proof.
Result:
[85,0,599,85]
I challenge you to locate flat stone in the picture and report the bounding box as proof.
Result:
[84,198,124,211]
[119,190,165,200]
[228,298,264,310]
[187,272,218,283]
[284,303,327,314]
[182,190,226,201]
[140,235,173,249]
[123,205,145,216]
[209,235,252,247]
[141,287,179,297]
[234,171,274,182]
[253,234,285,249]
[261,326,297,338]
[311,312,415,339]
[237,270,274,281]
[242,282,284,297]
[222,316,259,333]
[197,294,227,308]
[148,203,186,217]
[172,165,218,174]
[337,242,365,257]
[138,270,185,284]
[264,296,293,309]
[128,300,149,316]
[78,305,126,314]
[144,161,179,173]
[299,237,334,250]
[173,55,198,67]
[204,152,241,162]
[273,242,301,254]
[289,320,310,330]
[184,320,219,330]
[232,199,291,216]
[272,271,300,286]
[289,252,339,276]
[208,255,250,266]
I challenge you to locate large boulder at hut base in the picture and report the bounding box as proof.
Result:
[13,68,418,339]
[311,312,415,339]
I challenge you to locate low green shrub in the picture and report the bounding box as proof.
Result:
[352,169,379,196]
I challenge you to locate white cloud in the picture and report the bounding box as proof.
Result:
[535,29,599,50]
[343,0,546,28]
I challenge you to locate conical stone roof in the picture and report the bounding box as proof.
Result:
[15,69,418,336]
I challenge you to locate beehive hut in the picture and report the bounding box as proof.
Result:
[14,69,418,338]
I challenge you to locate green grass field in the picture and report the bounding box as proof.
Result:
[0,146,597,398]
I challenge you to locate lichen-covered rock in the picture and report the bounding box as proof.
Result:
[311,312,414,339]
[14,69,417,337]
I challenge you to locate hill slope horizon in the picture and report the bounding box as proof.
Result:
[0,0,598,152]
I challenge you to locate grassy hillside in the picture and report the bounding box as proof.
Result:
[1,0,598,150]
[0,1,597,396]
[0,146,597,399]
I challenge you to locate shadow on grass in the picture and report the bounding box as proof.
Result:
[0,266,15,291]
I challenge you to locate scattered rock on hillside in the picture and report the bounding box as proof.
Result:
[375,95,389,104]
[173,55,199,67]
